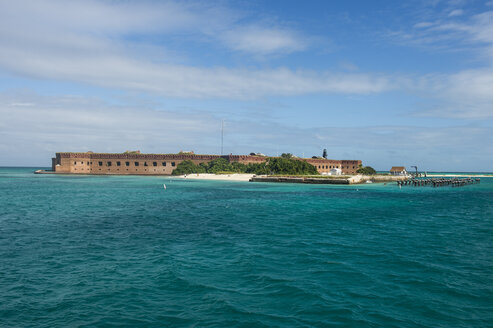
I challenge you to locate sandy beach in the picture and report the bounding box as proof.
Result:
[174,173,492,183]
[176,173,255,181]
[178,173,409,184]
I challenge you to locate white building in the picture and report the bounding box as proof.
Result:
[329,168,342,176]
[390,166,407,176]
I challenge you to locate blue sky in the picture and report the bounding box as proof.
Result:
[1,0,492,171]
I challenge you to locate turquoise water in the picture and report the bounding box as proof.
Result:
[1,168,492,327]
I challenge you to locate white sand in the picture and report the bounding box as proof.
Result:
[176,173,255,181]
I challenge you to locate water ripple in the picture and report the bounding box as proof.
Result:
[1,169,492,327]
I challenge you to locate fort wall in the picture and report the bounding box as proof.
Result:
[52,152,362,175]
[304,158,362,175]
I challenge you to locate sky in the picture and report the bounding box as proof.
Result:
[1,0,492,171]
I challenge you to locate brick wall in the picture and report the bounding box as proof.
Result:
[53,152,362,175]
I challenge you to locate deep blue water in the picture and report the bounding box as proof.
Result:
[1,168,492,327]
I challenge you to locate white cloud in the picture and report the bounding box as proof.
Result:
[1,92,492,171]
[0,0,391,99]
[414,22,434,28]
[0,0,304,56]
[448,9,464,17]
[220,25,306,55]
[423,69,493,118]
[417,11,493,47]
[448,68,493,100]
[0,42,393,98]
[0,0,492,120]
[468,11,493,43]
[0,92,220,161]
[0,0,226,36]
[386,9,493,118]
[390,9,493,53]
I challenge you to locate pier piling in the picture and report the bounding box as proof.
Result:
[397,177,479,188]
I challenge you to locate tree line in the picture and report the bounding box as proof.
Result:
[172,157,319,176]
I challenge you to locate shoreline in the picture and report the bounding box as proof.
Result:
[33,170,492,181]
[426,174,491,177]
[251,174,407,185]
[176,173,255,181]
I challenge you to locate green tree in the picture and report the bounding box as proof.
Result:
[173,157,319,176]
[230,161,247,173]
[245,162,268,174]
[206,158,232,173]
[172,160,205,175]
[258,157,318,175]
[356,166,377,175]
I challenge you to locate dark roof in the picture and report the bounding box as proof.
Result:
[390,166,406,171]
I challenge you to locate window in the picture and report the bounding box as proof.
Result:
[162,162,166,166]
[74,161,77,165]
[135,162,139,166]
[107,161,112,166]
[117,161,121,166]
[144,162,148,167]
[125,161,130,166]
[81,161,84,165]
[171,162,175,167]
[153,162,157,167]
[87,162,89,165]
[98,161,103,166]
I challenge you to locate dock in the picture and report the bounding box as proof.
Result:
[250,176,350,184]
[397,177,480,187]
[250,175,406,184]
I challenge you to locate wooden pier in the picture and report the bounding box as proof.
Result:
[397,177,480,188]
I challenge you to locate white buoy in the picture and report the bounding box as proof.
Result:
[163,184,167,190]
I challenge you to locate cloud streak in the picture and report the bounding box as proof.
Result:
[1,92,492,171]
[1,0,493,120]
[389,8,493,118]
[220,25,307,55]
[0,0,395,99]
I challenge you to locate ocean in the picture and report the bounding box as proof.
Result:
[1,167,492,327]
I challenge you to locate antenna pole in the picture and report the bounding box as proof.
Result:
[221,120,224,155]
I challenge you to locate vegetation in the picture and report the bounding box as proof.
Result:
[172,157,319,176]
[172,158,248,175]
[261,157,318,175]
[356,166,377,175]
[171,160,205,175]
